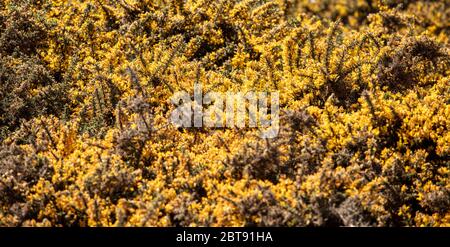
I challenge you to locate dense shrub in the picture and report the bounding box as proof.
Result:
[0,0,448,226]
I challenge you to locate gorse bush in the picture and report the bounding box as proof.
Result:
[0,0,448,226]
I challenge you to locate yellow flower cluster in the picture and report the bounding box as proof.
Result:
[0,0,448,226]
